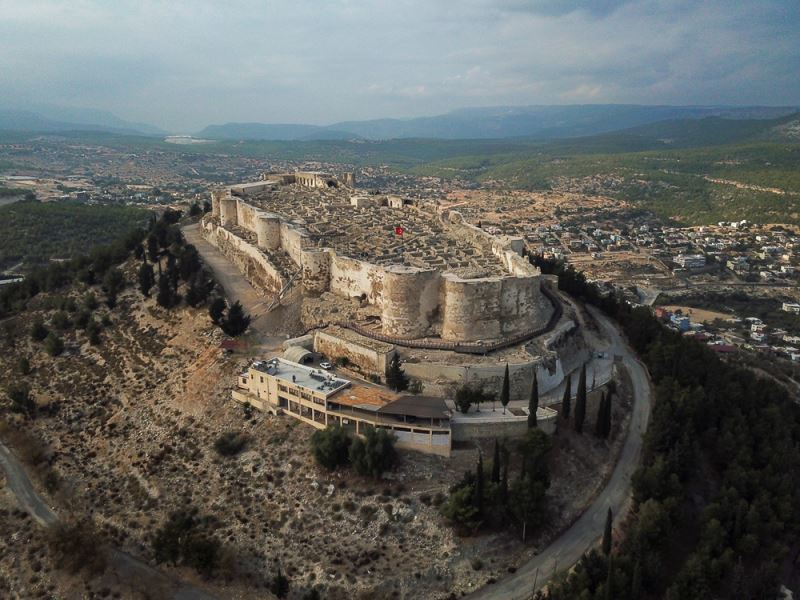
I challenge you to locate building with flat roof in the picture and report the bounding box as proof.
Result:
[233,358,452,456]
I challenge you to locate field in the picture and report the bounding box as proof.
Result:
[0,201,148,272]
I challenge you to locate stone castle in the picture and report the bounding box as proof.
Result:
[203,170,554,343]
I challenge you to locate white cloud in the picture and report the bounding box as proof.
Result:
[0,0,797,130]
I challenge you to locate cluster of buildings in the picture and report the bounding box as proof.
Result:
[654,307,800,363]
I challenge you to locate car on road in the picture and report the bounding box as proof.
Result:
[320,361,332,370]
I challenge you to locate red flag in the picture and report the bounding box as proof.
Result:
[395,226,404,236]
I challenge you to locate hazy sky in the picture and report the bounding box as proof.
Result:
[1,0,798,132]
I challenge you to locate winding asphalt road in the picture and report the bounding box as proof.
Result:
[0,440,216,599]
[469,306,653,599]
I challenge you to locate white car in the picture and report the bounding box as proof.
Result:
[320,362,332,370]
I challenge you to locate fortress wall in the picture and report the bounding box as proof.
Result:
[210,190,224,217]
[201,220,286,294]
[301,249,331,293]
[441,275,503,341]
[236,199,260,233]
[314,330,392,376]
[504,250,540,277]
[219,197,238,228]
[279,222,309,267]
[401,354,570,401]
[381,266,441,338]
[255,213,281,250]
[329,254,385,306]
[499,275,552,334]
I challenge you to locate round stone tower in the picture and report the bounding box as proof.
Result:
[255,213,281,250]
[219,195,238,228]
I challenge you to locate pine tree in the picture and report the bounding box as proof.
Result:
[138,262,155,297]
[209,297,226,324]
[528,370,539,428]
[166,254,179,292]
[602,507,613,555]
[574,364,587,434]
[500,364,510,414]
[185,273,210,307]
[156,273,175,308]
[386,352,409,392]
[221,301,251,337]
[562,374,571,420]
[147,234,160,263]
[472,453,484,516]
[491,439,500,484]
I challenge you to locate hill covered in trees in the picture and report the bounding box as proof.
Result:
[0,201,148,272]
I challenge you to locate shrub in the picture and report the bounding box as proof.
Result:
[7,382,35,416]
[30,317,49,342]
[214,431,249,457]
[44,332,64,357]
[310,425,352,471]
[47,519,106,575]
[51,311,71,330]
[17,356,31,375]
[349,427,397,479]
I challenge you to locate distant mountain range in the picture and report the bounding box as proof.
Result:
[0,103,798,143]
[0,105,165,136]
[198,104,800,141]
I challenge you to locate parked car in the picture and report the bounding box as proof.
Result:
[320,361,332,370]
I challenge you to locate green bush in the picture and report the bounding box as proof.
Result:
[349,427,397,479]
[310,425,352,471]
[214,431,249,457]
[44,332,64,356]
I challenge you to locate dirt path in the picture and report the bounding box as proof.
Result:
[0,440,217,600]
[183,223,288,352]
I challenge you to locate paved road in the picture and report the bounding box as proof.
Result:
[469,306,653,600]
[0,440,216,599]
[0,442,58,527]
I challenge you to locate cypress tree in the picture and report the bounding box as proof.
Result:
[562,374,571,420]
[500,443,509,506]
[386,352,409,392]
[603,391,613,437]
[528,370,539,428]
[138,262,155,297]
[472,453,484,515]
[500,364,510,414]
[631,558,642,599]
[491,439,500,484]
[574,364,587,434]
[605,555,614,600]
[602,507,613,555]
[595,392,607,438]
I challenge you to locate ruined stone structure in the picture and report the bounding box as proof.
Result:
[202,173,553,343]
